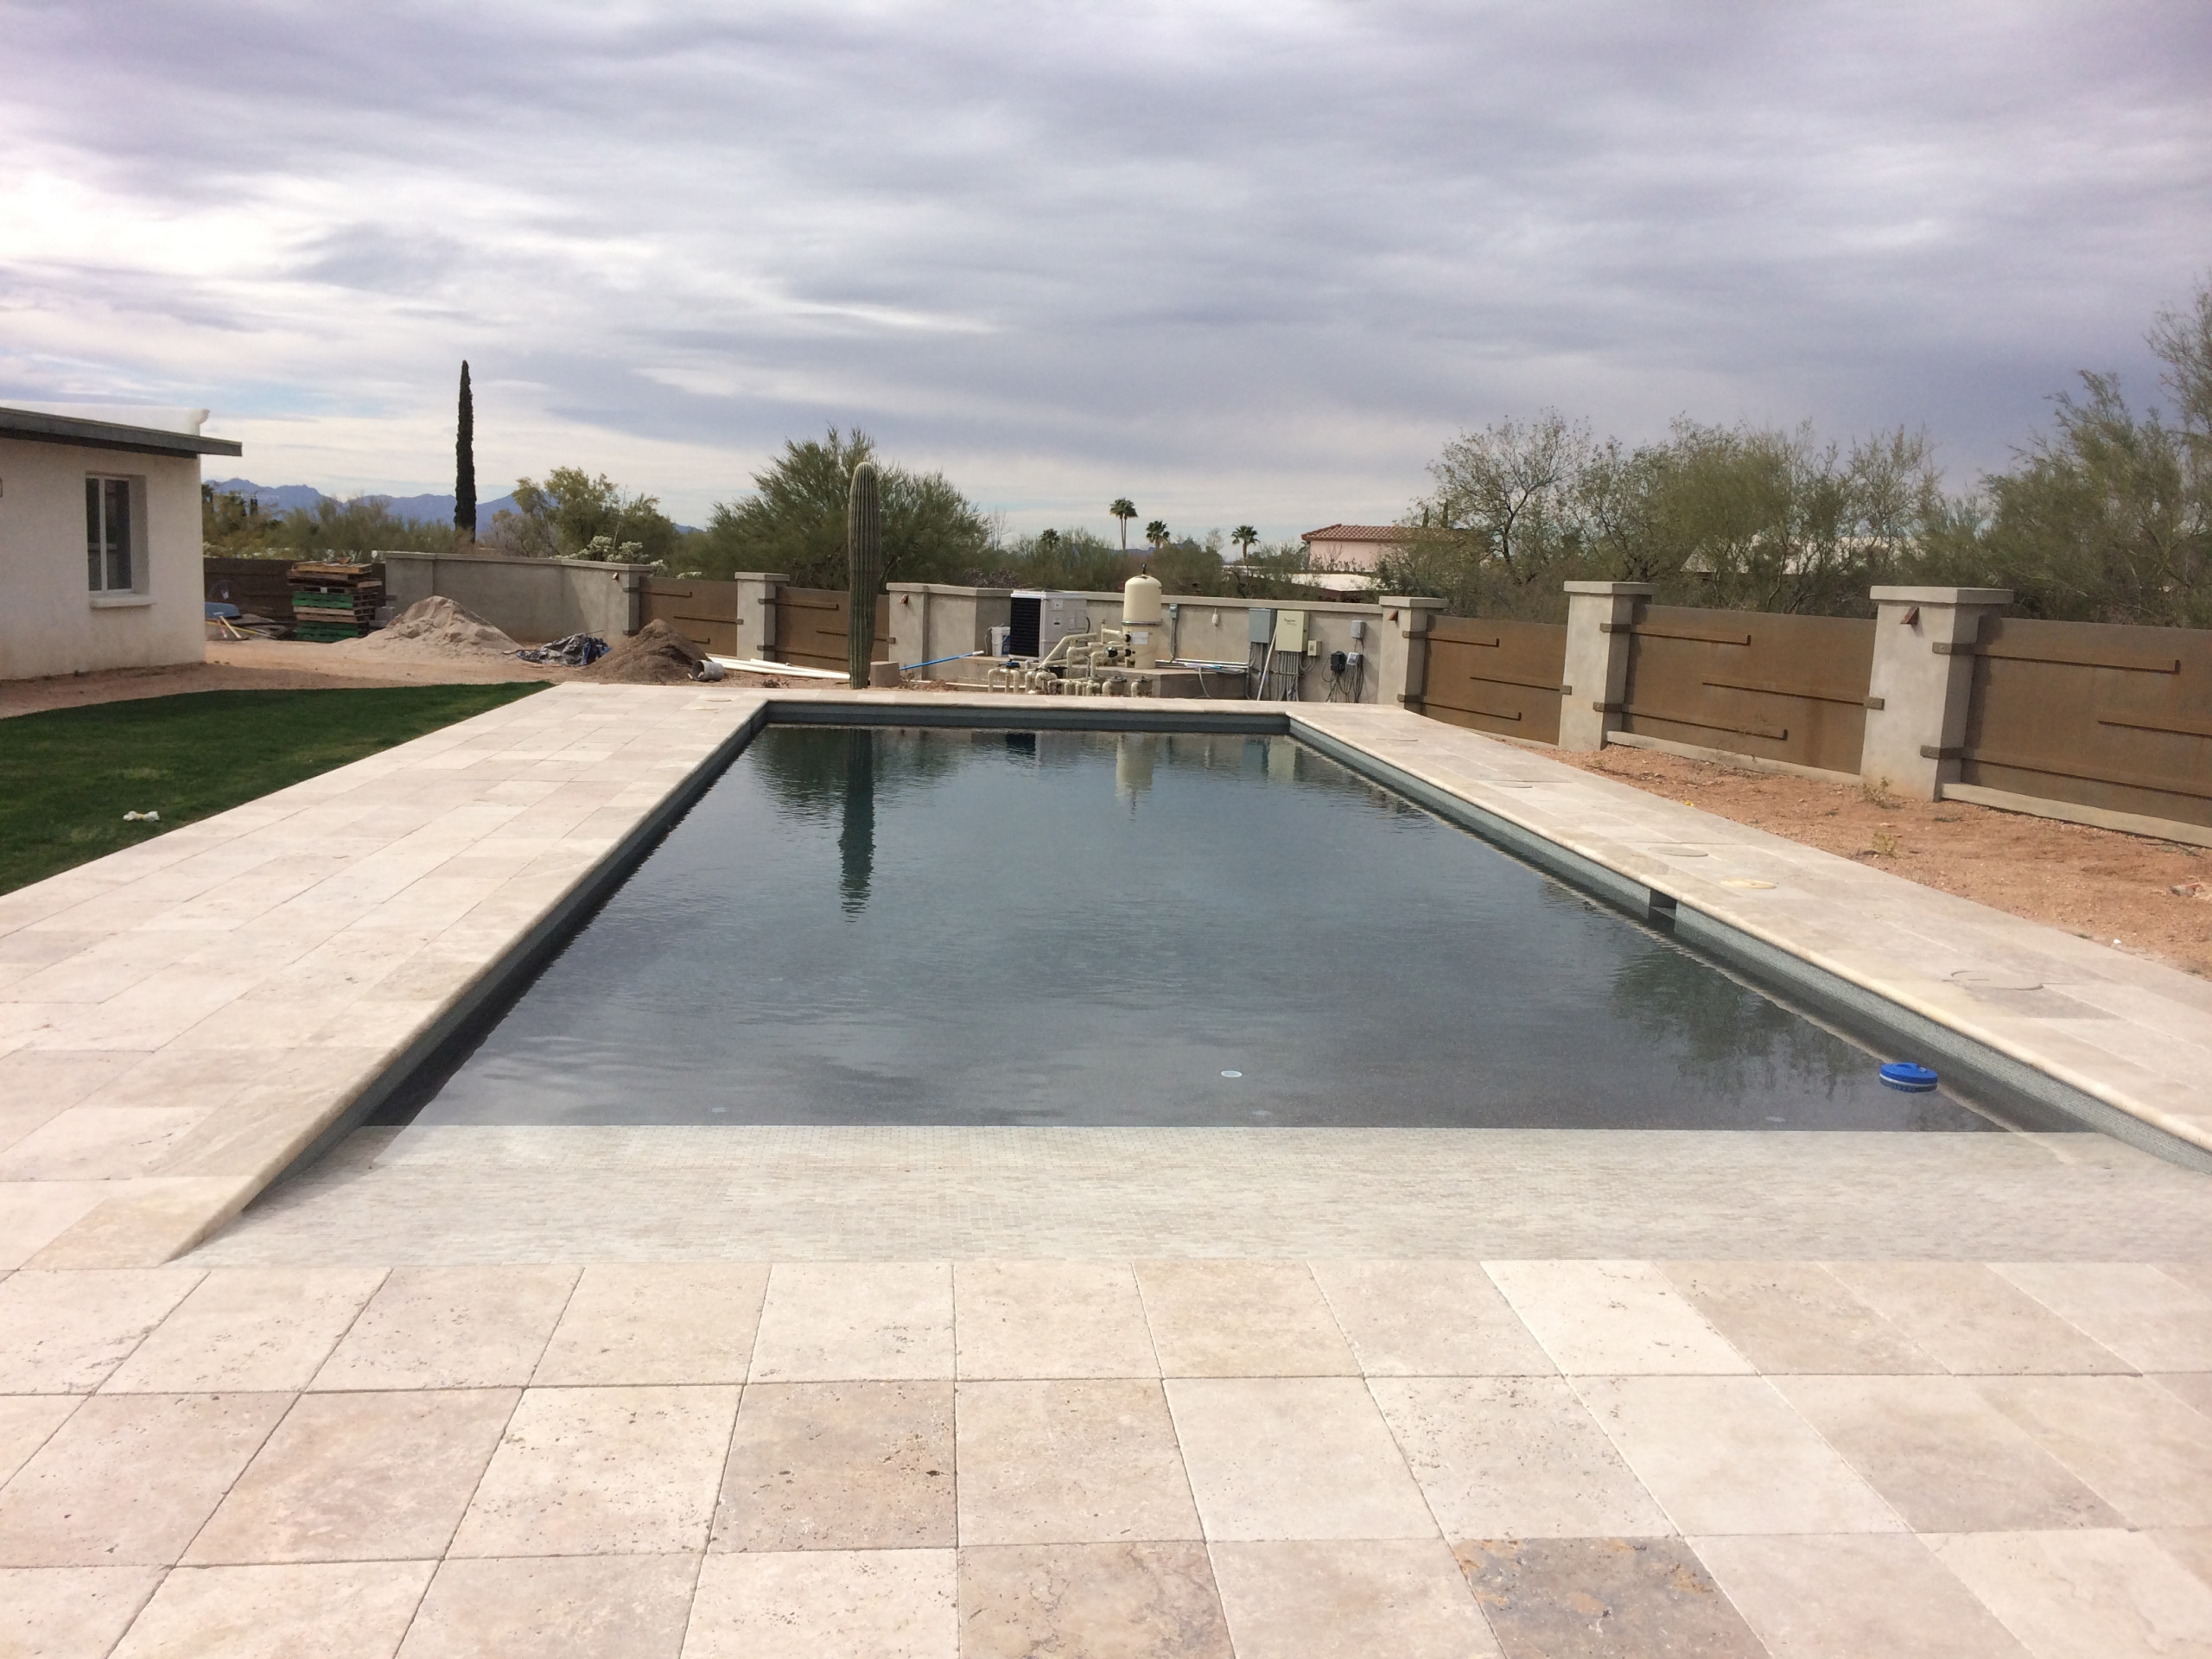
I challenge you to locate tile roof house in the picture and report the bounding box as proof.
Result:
[0,404,242,681]
[1298,524,1411,573]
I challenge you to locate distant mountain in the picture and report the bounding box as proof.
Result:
[207,478,521,524]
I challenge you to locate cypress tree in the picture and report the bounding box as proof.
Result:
[454,361,477,542]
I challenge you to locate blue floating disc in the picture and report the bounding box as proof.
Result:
[1879,1062,1939,1092]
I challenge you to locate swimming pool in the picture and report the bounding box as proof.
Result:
[374,724,2008,1133]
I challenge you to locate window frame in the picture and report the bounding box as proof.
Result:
[85,473,146,597]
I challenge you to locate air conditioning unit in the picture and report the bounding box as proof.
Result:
[1007,590,1090,658]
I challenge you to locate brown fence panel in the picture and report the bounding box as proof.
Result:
[1422,617,1567,743]
[1618,606,1875,776]
[773,588,893,671]
[640,577,740,655]
[1958,617,2212,829]
[203,556,298,626]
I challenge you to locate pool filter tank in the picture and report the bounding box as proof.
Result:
[1122,573,1165,671]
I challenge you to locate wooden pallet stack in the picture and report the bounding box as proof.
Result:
[288,563,384,642]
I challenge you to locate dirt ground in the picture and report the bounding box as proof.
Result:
[1550,745,2212,978]
[0,637,796,720]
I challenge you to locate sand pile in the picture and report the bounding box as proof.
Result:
[587,619,711,684]
[340,596,521,658]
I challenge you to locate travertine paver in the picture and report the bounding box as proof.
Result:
[186,1389,517,1563]
[100,1266,385,1392]
[1659,1261,1940,1374]
[396,1554,699,1659]
[1485,1260,1752,1376]
[685,1548,957,1659]
[0,1251,2203,1650]
[1166,1376,1436,1541]
[1929,1529,2212,1658]
[1136,1260,1357,1376]
[1693,1534,2031,1658]
[6,692,2212,1650]
[0,1565,162,1657]
[1825,1261,2133,1374]
[0,1395,74,1486]
[1370,1376,1672,1539]
[0,1391,291,1565]
[954,1379,1199,1544]
[1455,1536,1766,1658]
[0,1267,200,1390]
[1572,1376,1904,1535]
[309,1265,576,1390]
[1992,1261,2212,1371]
[958,1541,1233,1659]
[1775,1375,2124,1533]
[107,1560,433,1659]
[448,1384,736,1557]
[1311,1259,1555,1376]
[747,1261,952,1382]
[531,1263,767,1387]
[1210,1539,1503,1659]
[712,1381,955,1551]
[1974,1375,2212,1528]
[953,1260,1158,1378]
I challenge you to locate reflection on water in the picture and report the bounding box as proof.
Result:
[395,726,2005,1132]
[837,730,874,914]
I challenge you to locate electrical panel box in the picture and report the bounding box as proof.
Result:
[1349,618,1365,640]
[1274,610,1307,653]
[1246,607,1275,645]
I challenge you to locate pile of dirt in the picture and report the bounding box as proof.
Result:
[586,619,711,684]
[339,596,521,658]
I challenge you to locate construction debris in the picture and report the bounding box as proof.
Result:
[289,563,384,642]
[516,632,610,667]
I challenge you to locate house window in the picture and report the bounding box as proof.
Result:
[86,475,137,593]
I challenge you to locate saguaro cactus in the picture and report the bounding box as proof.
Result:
[846,461,881,688]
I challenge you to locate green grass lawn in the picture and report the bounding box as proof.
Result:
[0,683,547,895]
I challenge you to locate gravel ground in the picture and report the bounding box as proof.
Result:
[1551,744,2212,978]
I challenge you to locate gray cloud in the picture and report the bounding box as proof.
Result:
[1,0,2206,533]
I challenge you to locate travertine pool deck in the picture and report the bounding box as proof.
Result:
[4,683,2212,1654]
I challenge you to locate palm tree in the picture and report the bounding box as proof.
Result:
[1144,519,1169,556]
[1230,524,1258,562]
[1109,498,1136,551]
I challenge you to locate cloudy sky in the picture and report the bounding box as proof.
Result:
[3,2,2206,538]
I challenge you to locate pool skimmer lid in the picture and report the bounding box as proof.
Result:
[1879,1062,1940,1093]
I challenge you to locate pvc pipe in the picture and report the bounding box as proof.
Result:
[899,652,984,671]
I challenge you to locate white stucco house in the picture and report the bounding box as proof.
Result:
[0,404,241,682]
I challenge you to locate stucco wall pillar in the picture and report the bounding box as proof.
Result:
[1556,582,1653,752]
[1861,586,2012,800]
[1376,596,1446,710]
[887,583,930,669]
[731,573,786,663]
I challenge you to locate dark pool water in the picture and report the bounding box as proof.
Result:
[385,726,2002,1132]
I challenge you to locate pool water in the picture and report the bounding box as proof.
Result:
[384,726,2003,1132]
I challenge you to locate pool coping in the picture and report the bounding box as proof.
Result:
[3,683,2208,1269]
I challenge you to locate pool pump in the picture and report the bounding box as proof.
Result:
[985,574,1170,696]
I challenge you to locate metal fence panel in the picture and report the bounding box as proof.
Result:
[640,578,741,655]
[773,588,893,672]
[1619,606,1875,775]
[1960,617,2212,829]
[1422,617,1567,743]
